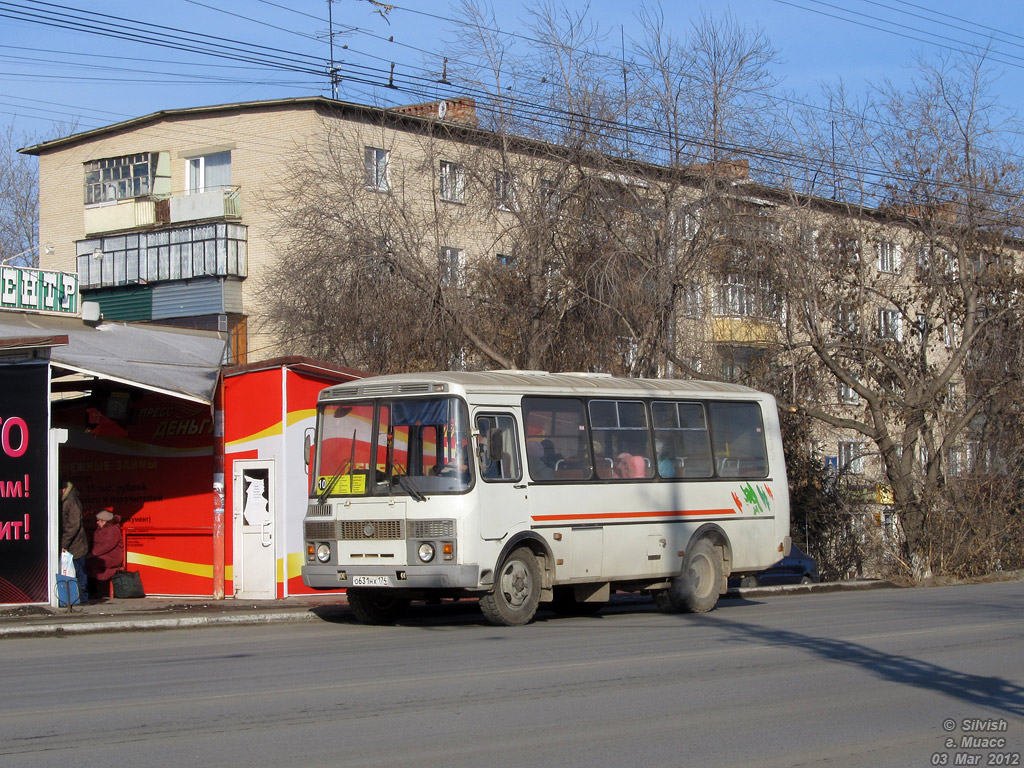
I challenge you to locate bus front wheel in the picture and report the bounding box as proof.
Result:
[655,538,722,614]
[480,547,542,626]
[347,588,411,625]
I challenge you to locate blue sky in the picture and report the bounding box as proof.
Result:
[1,0,1021,141]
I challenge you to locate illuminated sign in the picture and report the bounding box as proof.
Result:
[0,265,78,315]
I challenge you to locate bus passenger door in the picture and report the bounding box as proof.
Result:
[474,412,528,540]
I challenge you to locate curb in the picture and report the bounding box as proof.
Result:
[1,580,902,638]
[0,609,326,639]
[724,579,900,599]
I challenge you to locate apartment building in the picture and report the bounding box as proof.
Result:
[20,97,476,364]
[23,95,1010,485]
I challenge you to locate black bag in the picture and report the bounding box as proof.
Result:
[111,569,145,599]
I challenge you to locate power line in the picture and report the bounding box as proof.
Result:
[770,0,1024,70]
[2,0,1019,211]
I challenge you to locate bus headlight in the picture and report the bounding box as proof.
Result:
[316,543,331,563]
[417,542,436,563]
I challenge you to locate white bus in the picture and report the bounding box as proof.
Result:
[301,371,791,625]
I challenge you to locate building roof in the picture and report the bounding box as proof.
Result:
[222,355,367,381]
[0,311,227,404]
[18,96,483,156]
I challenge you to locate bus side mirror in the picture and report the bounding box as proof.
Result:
[303,429,314,467]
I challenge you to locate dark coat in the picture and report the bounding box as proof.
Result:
[87,523,124,580]
[60,485,89,559]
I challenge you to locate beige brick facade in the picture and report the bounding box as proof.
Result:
[26,97,543,362]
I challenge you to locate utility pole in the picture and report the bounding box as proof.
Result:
[328,0,340,99]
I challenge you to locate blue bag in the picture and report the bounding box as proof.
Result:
[56,574,81,607]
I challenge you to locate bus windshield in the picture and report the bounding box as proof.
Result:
[314,396,472,499]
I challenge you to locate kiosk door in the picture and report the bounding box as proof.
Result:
[233,460,276,598]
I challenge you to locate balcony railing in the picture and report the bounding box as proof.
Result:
[83,186,241,235]
[76,221,247,290]
[169,186,241,223]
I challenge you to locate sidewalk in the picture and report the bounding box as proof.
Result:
[0,594,351,638]
[0,579,899,638]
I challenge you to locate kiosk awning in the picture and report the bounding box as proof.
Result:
[0,312,227,405]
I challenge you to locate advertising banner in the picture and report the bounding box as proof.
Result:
[58,393,216,596]
[0,364,49,603]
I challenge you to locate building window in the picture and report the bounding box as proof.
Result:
[839,440,864,474]
[439,246,463,287]
[714,273,776,319]
[946,382,959,410]
[827,234,860,264]
[496,253,514,266]
[943,321,958,348]
[439,160,464,203]
[494,171,517,211]
[838,382,860,405]
[364,147,390,192]
[835,303,858,335]
[187,151,231,194]
[84,153,157,204]
[917,243,932,276]
[716,273,755,317]
[681,281,703,319]
[878,308,903,341]
[948,446,965,477]
[877,240,900,273]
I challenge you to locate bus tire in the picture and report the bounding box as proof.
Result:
[480,547,542,626]
[655,538,722,614]
[347,588,411,625]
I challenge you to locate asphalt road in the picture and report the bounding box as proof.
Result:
[2,581,1022,768]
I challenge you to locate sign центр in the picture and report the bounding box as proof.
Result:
[0,265,78,315]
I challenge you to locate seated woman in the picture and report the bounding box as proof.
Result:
[87,509,124,595]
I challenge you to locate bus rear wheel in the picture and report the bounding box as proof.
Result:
[480,547,542,626]
[347,588,411,625]
[655,538,722,614]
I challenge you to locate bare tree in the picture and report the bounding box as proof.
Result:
[772,54,1024,578]
[0,122,38,265]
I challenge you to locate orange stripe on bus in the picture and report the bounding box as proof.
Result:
[531,509,736,522]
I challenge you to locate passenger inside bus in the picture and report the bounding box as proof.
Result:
[656,440,676,478]
[614,452,647,478]
[540,439,563,471]
[481,427,512,479]
[527,440,553,480]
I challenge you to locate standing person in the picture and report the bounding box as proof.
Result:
[87,509,124,596]
[60,480,89,604]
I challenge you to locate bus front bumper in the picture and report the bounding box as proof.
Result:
[302,563,482,591]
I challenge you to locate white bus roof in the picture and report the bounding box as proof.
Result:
[318,370,771,401]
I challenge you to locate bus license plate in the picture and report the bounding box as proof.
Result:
[351,576,390,587]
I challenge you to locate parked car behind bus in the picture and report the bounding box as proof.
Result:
[732,545,818,588]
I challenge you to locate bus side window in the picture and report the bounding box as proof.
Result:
[652,401,712,479]
[475,414,522,482]
[590,399,654,480]
[523,397,591,482]
[708,402,769,478]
